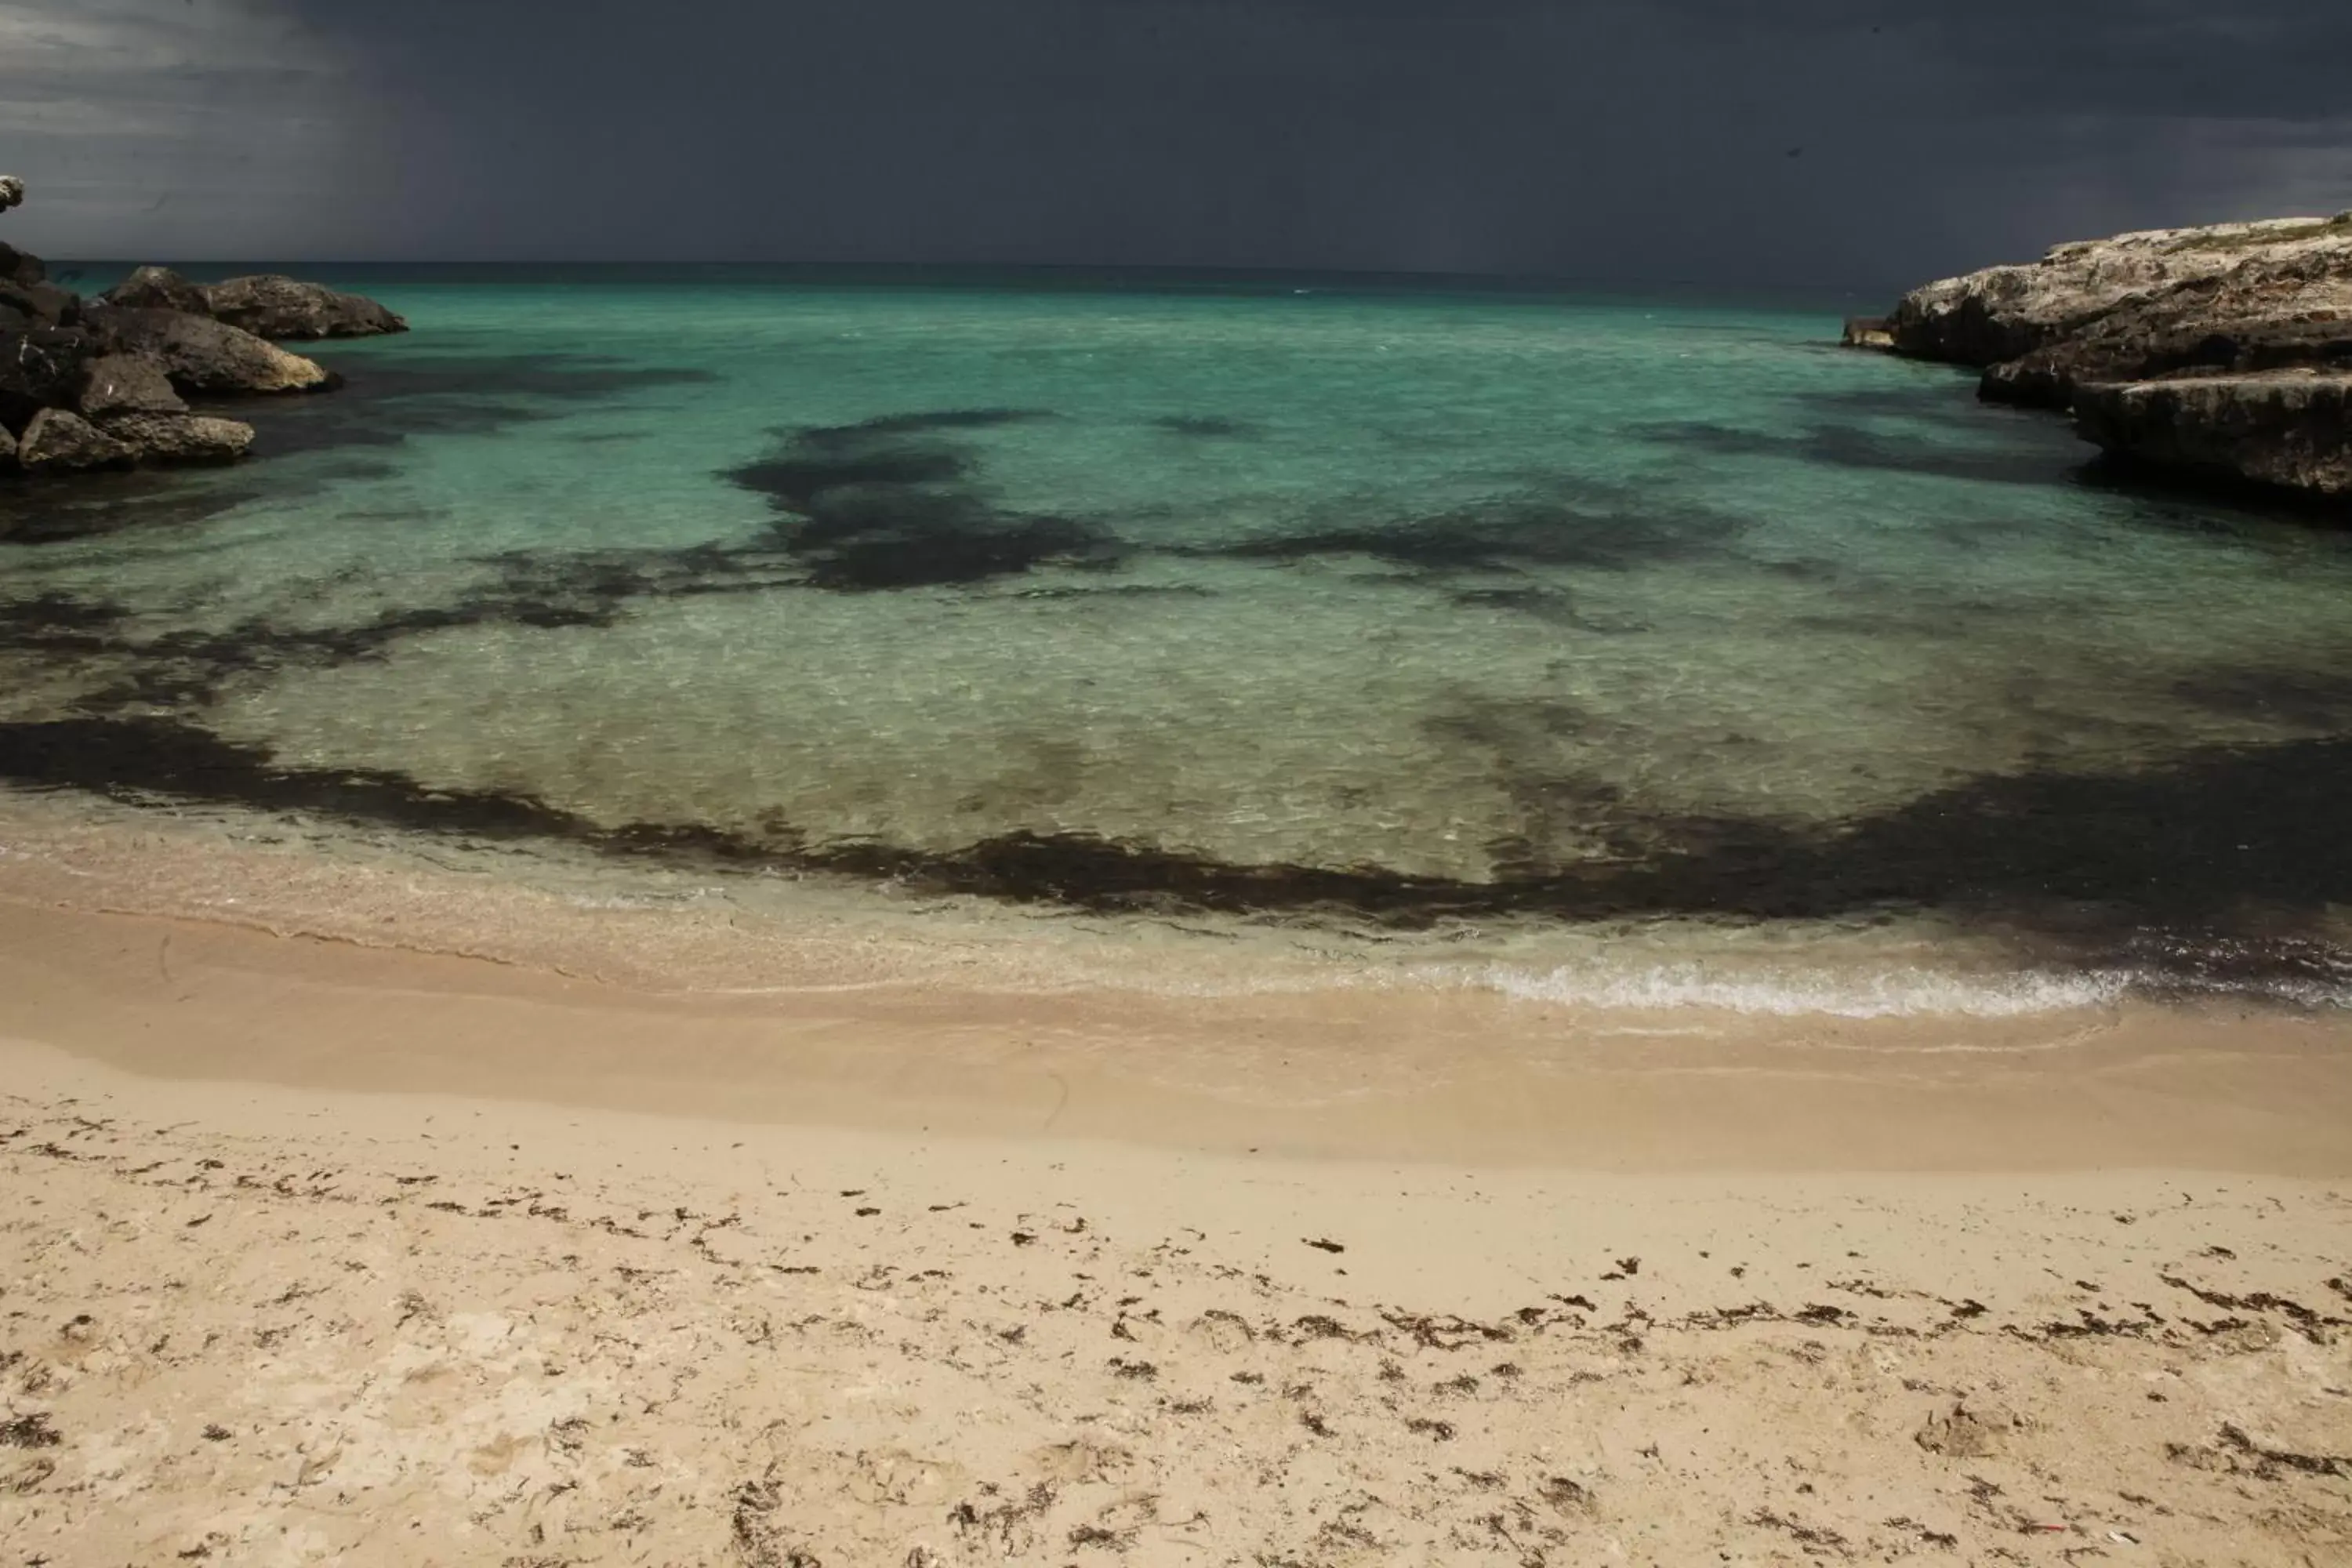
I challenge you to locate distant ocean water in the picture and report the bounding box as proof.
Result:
[5,265,2352,1015]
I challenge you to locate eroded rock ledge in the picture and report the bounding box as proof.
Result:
[1855,214,2352,501]
[2,179,405,478]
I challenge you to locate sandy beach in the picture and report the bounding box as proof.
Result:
[1,868,2350,1566]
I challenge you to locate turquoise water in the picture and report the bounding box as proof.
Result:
[6,269,2352,1008]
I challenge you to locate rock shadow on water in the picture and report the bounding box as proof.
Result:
[238,353,721,459]
[0,354,717,545]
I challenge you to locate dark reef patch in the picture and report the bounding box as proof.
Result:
[1196,484,1749,577]
[1154,416,1260,439]
[0,466,267,544]
[1639,420,2077,490]
[728,410,1128,590]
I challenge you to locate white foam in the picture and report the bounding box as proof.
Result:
[1422,961,2137,1019]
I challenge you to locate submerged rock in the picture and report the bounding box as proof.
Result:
[96,265,211,316]
[96,411,256,466]
[17,408,135,473]
[86,307,335,397]
[78,354,187,419]
[2073,372,2352,498]
[0,419,15,472]
[204,274,406,340]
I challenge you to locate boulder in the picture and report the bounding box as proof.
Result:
[205,274,406,339]
[16,408,135,473]
[0,327,95,434]
[2073,371,2352,499]
[0,240,41,289]
[0,176,20,214]
[96,265,211,316]
[96,411,255,465]
[1840,316,1894,350]
[78,354,188,419]
[0,279,78,328]
[0,420,16,474]
[85,307,335,397]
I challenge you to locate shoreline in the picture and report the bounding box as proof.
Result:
[5,895,2352,1177]
[3,822,2350,1563]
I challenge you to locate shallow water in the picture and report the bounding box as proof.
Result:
[6,267,2352,1013]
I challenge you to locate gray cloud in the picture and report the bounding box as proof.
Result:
[5,0,2347,288]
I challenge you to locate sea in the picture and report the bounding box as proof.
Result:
[5,264,2352,1018]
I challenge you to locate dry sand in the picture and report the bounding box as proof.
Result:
[2,889,2351,1565]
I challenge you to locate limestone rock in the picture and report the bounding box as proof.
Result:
[2073,371,2352,498]
[86,308,335,397]
[1889,214,2352,370]
[78,354,187,420]
[0,327,95,434]
[97,412,256,465]
[97,266,212,317]
[1840,316,1894,350]
[16,408,135,473]
[205,274,406,340]
[1875,214,2352,500]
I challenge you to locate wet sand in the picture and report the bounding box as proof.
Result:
[2,872,2352,1563]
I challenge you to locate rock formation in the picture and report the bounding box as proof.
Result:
[2073,372,2350,498]
[96,265,212,317]
[17,408,134,473]
[205,274,406,339]
[96,267,407,340]
[1,176,402,480]
[1856,213,2352,503]
[0,176,20,214]
[87,309,336,397]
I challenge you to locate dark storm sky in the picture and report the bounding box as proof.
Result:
[5,0,2349,289]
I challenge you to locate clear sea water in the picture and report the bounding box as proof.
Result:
[6,266,2352,1014]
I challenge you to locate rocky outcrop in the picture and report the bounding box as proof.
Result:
[1,328,95,434]
[96,265,212,316]
[0,276,78,330]
[16,408,134,473]
[97,412,256,465]
[85,308,336,397]
[0,241,38,289]
[1860,213,2352,503]
[78,354,187,420]
[0,179,376,483]
[2072,372,2351,498]
[1841,317,1894,350]
[204,274,406,340]
[0,176,20,215]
